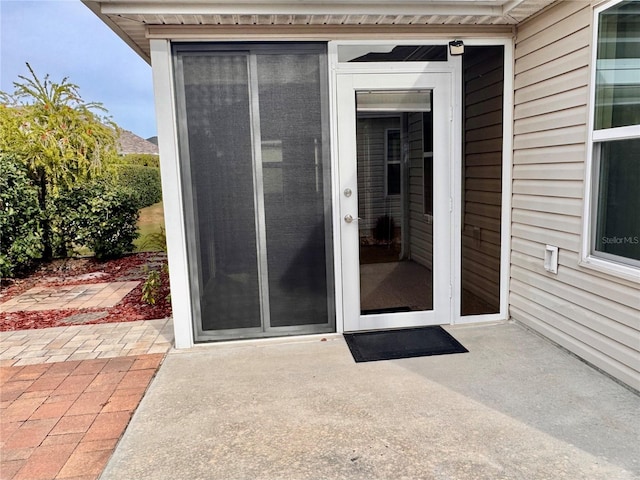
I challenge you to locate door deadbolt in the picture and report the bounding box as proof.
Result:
[344,188,352,198]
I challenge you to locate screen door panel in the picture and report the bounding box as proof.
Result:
[257,54,332,327]
[180,54,261,331]
[175,44,334,341]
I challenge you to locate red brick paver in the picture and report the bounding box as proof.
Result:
[0,354,163,480]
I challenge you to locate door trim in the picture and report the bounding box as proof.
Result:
[335,71,456,332]
[329,39,517,334]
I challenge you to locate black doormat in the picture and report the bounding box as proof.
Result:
[344,326,468,363]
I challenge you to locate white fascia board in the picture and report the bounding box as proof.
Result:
[101,2,503,17]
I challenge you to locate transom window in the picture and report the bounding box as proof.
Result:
[338,44,447,63]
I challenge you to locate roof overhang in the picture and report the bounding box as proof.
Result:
[82,0,559,63]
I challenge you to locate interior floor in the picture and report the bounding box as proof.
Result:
[360,260,433,313]
[359,260,500,317]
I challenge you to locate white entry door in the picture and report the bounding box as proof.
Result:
[337,72,453,332]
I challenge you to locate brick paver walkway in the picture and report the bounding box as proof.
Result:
[0,319,174,480]
[1,282,140,312]
[0,319,173,367]
[0,354,164,479]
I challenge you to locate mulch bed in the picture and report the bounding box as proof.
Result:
[0,253,172,332]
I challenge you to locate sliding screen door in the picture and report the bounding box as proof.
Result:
[174,44,334,341]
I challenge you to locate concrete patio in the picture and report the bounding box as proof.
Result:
[102,321,639,480]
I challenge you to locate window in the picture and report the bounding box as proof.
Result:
[423,100,434,216]
[594,1,640,130]
[386,129,401,195]
[587,0,640,271]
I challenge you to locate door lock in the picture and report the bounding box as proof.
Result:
[344,214,354,223]
[344,188,352,198]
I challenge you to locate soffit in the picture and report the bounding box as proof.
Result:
[82,0,558,63]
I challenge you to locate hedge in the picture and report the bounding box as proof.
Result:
[0,154,44,277]
[121,153,160,168]
[52,181,139,259]
[110,164,162,210]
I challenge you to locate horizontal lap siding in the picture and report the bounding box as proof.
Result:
[408,112,432,269]
[512,1,640,391]
[462,46,504,311]
[357,117,401,232]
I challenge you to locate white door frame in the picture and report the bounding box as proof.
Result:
[332,63,460,332]
[153,37,511,348]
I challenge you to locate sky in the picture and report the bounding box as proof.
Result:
[0,0,156,139]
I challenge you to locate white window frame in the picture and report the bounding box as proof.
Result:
[422,109,434,219]
[581,0,640,283]
[422,152,434,218]
[384,127,402,196]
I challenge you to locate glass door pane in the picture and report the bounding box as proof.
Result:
[356,94,434,315]
[461,46,504,315]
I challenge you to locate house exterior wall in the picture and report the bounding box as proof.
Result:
[356,117,402,234]
[408,112,433,269]
[511,0,640,391]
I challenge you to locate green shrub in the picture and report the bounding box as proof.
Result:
[141,262,169,305]
[0,154,44,277]
[121,153,159,168]
[141,267,162,305]
[110,164,162,210]
[52,181,139,259]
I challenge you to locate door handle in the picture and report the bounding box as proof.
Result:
[344,214,362,223]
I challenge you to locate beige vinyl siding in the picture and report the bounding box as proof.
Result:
[512,1,640,390]
[408,112,432,269]
[356,117,402,234]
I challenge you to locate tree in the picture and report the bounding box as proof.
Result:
[0,63,118,259]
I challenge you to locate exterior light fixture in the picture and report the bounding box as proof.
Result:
[448,40,465,56]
